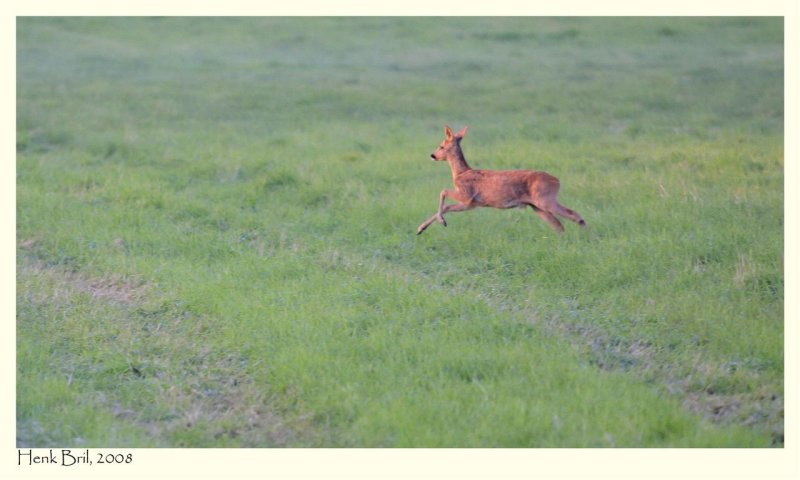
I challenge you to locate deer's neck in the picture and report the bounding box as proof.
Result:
[447,149,471,180]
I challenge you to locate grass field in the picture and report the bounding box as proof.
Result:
[16,17,783,447]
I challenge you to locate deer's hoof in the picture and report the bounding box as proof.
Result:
[437,215,447,227]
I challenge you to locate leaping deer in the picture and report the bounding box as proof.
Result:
[416,126,586,235]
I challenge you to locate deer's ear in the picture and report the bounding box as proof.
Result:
[455,126,468,139]
[444,125,453,139]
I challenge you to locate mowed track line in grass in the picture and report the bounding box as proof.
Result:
[16,17,782,446]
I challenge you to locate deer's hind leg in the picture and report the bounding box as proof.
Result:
[553,203,586,226]
[530,204,564,232]
[539,199,586,227]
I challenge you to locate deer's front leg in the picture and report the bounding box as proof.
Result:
[436,189,462,226]
[416,213,439,235]
[417,189,473,235]
[417,189,454,235]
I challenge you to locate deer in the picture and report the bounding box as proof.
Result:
[416,126,586,235]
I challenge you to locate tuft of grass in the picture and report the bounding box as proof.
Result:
[17,17,782,447]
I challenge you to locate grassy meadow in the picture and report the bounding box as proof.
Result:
[16,17,783,447]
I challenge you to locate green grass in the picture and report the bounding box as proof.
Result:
[16,17,783,447]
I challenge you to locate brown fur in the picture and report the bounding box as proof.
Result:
[416,126,586,235]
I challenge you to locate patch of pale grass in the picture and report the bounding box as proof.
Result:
[734,252,757,289]
[16,255,307,447]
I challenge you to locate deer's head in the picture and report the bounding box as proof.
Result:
[431,125,468,161]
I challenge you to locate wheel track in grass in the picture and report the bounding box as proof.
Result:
[316,241,783,446]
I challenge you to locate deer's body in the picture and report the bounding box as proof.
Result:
[448,168,560,209]
[416,126,586,235]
